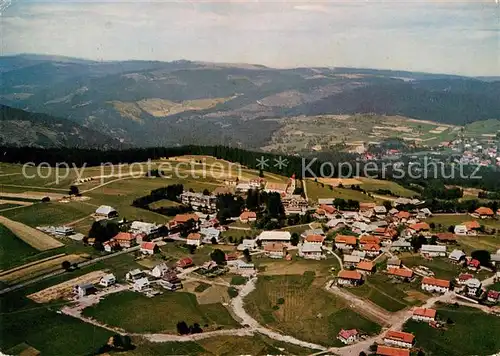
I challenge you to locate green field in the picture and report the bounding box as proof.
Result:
[349,273,425,312]
[400,255,463,280]
[1,301,113,355]
[83,291,239,333]
[305,180,376,203]
[404,304,500,356]
[357,178,419,198]
[0,224,40,270]
[1,202,95,227]
[244,272,381,346]
[130,333,314,355]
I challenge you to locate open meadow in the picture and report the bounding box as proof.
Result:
[244,271,381,347]
[83,290,240,333]
[305,179,377,203]
[404,304,500,356]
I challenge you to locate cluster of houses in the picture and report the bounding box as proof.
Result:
[337,328,416,356]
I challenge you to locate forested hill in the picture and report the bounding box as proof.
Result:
[0,105,125,149]
[1,55,498,147]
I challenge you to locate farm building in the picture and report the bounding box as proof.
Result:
[99,274,116,287]
[412,308,437,322]
[383,330,415,349]
[376,345,410,356]
[421,277,450,293]
[337,270,363,286]
[95,205,118,219]
[337,329,359,345]
[256,231,291,245]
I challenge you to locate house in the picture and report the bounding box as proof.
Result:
[133,277,150,292]
[151,263,170,278]
[421,277,450,293]
[409,222,430,234]
[491,251,500,266]
[301,228,324,239]
[170,213,200,229]
[417,208,432,219]
[337,329,359,345]
[356,261,375,275]
[467,258,481,271]
[95,205,118,219]
[239,211,257,223]
[390,239,412,252]
[126,269,145,281]
[130,221,160,236]
[264,243,287,259]
[387,267,413,281]
[454,224,468,236]
[359,235,381,245]
[54,226,75,236]
[282,195,309,215]
[460,221,481,235]
[140,242,157,255]
[337,270,363,286]
[383,330,415,349]
[180,191,217,213]
[305,234,325,245]
[257,231,291,246]
[487,290,500,303]
[75,283,96,297]
[396,211,411,222]
[352,222,371,234]
[264,182,289,195]
[176,257,194,269]
[200,227,221,244]
[335,235,357,250]
[449,249,466,263]
[434,232,457,244]
[420,244,447,257]
[359,202,376,212]
[362,243,381,258]
[389,208,399,215]
[237,239,257,251]
[298,242,323,260]
[318,204,336,216]
[474,207,494,218]
[351,250,366,259]
[186,233,202,247]
[387,257,402,269]
[318,198,335,205]
[99,273,116,287]
[159,271,183,291]
[465,278,482,297]
[343,254,362,267]
[326,219,346,230]
[374,205,387,217]
[412,308,437,322]
[103,239,120,252]
[457,273,474,285]
[113,232,136,248]
[376,345,410,356]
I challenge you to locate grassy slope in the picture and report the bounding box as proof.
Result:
[244,272,380,347]
[0,223,40,270]
[82,291,239,333]
[404,304,500,356]
[305,180,376,203]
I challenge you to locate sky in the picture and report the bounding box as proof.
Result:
[1,0,499,76]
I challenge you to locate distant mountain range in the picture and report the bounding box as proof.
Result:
[1,54,498,149]
[0,105,124,149]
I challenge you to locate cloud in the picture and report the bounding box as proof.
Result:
[1,1,499,76]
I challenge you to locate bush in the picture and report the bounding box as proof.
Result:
[227,287,239,298]
[230,276,247,285]
[277,297,285,305]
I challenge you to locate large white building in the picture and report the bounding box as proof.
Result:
[411,308,436,323]
[180,191,217,213]
[420,244,447,257]
[130,221,160,236]
[421,277,450,293]
[256,231,291,246]
[383,331,415,349]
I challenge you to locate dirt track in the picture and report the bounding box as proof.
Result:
[0,216,64,250]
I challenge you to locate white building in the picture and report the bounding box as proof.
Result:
[200,227,221,244]
[298,243,323,260]
[383,331,415,349]
[133,277,150,292]
[95,205,118,218]
[449,249,466,263]
[180,191,217,213]
[337,329,359,345]
[99,274,116,287]
[151,263,170,278]
[412,308,436,323]
[237,239,258,251]
[256,231,291,246]
[454,225,468,236]
[421,277,450,293]
[130,221,160,236]
[420,245,447,257]
[465,278,482,297]
[54,226,75,236]
[186,233,202,247]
